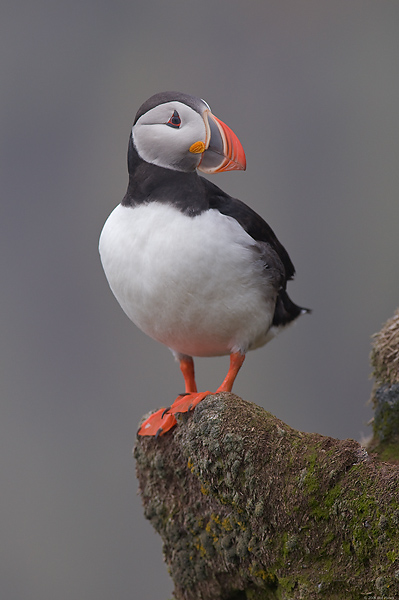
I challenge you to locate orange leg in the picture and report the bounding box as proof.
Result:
[137,352,246,437]
[164,355,210,413]
[217,352,245,392]
[137,356,198,437]
[167,355,209,415]
[168,352,245,415]
[180,356,197,393]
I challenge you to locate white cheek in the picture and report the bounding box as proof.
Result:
[132,105,207,171]
[132,124,169,165]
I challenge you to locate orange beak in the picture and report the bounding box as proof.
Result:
[197,110,246,174]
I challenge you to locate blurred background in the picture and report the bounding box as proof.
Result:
[2,1,399,598]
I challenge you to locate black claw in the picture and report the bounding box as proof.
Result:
[161,407,171,418]
[187,403,193,412]
[155,427,163,439]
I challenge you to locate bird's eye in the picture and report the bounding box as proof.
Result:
[166,110,181,128]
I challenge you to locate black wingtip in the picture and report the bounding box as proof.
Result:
[272,289,311,328]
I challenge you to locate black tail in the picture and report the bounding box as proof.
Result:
[272,288,311,328]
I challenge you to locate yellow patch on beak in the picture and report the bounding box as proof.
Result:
[189,141,206,154]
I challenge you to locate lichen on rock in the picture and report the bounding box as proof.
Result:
[370,308,399,462]
[371,308,399,387]
[134,393,399,600]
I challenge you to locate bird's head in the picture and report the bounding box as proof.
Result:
[131,91,246,174]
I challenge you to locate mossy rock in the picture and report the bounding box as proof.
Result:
[371,308,399,387]
[135,393,399,600]
[369,308,399,459]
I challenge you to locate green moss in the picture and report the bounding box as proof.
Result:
[277,576,298,595]
[284,534,298,553]
[136,393,399,600]
[387,549,399,563]
[342,540,352,556]
[373,384,399,442]
[299,453,344,521]
[322,532,336,549]
[392,508,399,525]
[298,448,319,494]
[372,439,399,463]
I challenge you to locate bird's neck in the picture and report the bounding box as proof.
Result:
[122,138,208,216]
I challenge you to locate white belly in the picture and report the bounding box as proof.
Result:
[99,203,276,357]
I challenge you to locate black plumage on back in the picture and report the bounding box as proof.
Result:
[202,179,310,327]
[123,139,309,328]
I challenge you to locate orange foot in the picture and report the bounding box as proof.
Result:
[138,407,177,437]
[137,392,211,437]
[168,391,211,414]
[137,352,245,438]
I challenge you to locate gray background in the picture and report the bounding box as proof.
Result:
[2,1,399,599]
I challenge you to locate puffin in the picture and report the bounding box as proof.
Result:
[99,91,309,437]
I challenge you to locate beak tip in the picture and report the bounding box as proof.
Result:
[199,111,246,174]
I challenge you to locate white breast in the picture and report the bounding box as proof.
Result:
[99,203,276,357]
